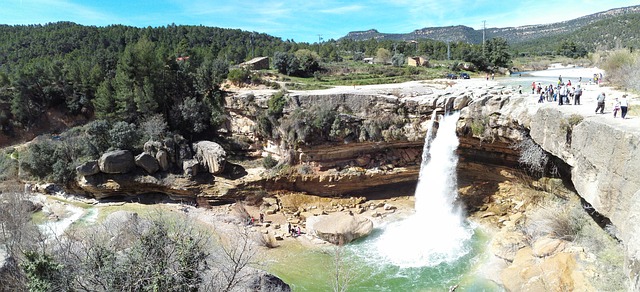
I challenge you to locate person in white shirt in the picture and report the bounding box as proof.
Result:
[620,94,629,119]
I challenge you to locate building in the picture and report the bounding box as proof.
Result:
[363,57,374,64]
[407,56,428,67]
[240,57,269,70]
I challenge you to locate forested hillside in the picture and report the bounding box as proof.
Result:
[343,5,640,50]
[0,22,298,137]
[511,14,640,56]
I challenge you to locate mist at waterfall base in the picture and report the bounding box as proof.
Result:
[372,111,473,268]
[269,112,498,291]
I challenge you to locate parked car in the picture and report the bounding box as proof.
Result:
[445,73,458,79]
[460,73,470,79]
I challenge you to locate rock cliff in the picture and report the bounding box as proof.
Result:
[70,82,640,285]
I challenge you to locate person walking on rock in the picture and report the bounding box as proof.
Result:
[613,98,621,118]
[574,85,582,105]
[595,92,606,114]
[620,94,629,119]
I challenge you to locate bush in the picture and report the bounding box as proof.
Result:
[523,201,584,242]
[262,154,278,169]
[273,51,299,76]
[85,119,111,155]
[600,50,640,92]
[391,53,405,67]
[0,149,19,181]
[227,68,251,85]
[140,114,168,141]
[108,121,141,151]
[267,90,288,119]
[512,134,549,175]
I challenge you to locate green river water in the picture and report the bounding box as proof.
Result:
[267,226,502,291]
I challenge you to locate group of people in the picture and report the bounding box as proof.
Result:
[529,75,630,119]
[287,223,301,237]
[532,78,582,105]
[596,92,630,118]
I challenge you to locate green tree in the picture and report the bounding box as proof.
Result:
[486,37,511,68]
[294,49,321,76]
[375,48,391,64]
[273,51,299,76]
[391,53,405,67]
[108,121,140,151]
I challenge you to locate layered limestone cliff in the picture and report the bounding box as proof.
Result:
[458,91,640,286]
[72,82,639,266]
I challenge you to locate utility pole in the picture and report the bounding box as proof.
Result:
[317,34,323,54]
[482,20,486,56]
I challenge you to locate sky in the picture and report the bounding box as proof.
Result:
[1,0,639,43]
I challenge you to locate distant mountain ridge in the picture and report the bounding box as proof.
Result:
[342,5,640,44]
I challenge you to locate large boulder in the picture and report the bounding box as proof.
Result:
[143,140,163,157]
[306,212,373,245]
[98,150,135,174]
[135,153,160,174]
[156,150,170,171]
[238,269,291,292]
[193,141,226,174]
[76,160,100,176]
[183,159,199,178]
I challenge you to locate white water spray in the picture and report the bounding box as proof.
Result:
[375,111,473,268]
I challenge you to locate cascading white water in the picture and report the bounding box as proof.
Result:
[375,111,473,268]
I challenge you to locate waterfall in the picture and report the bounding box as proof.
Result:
[375,111,473,268]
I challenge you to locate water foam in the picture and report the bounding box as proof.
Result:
[375,111,473,268]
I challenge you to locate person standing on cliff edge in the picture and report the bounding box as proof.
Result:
[620,94,629,119]
[595,92,606,114]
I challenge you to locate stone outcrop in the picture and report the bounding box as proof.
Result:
[76,160,100,176]
[135,153,160,174]
[182,159,199,178]
[98,150,135,174]
[193,141,226,174]
[457,91,640,287]
[306,212,373,244]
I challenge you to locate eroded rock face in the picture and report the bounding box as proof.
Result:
[98,150,135,174]
[306,212,373,244]
[193,141,226,174]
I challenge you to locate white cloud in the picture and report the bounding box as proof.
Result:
[319,4,364,14]
[0,0,117,25]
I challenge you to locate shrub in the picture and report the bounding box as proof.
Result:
[262,154,278,169]
[0,149,19,181]
[140,114,168,141]
[108,121,141,151]
[267,90,288,119]
[273,51,299,76]
[391,53,405,67]
[227,68,251,86]
[523,201,584,242]
[85,119,111,155]
[512,134,549,175]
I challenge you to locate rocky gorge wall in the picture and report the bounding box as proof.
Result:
[458,91,640,286]
[71,82,640,284]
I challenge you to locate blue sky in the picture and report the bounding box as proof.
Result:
[1,0,638,43]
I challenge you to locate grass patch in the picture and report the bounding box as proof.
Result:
[31,211,49,225]
[47,196,93,209]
